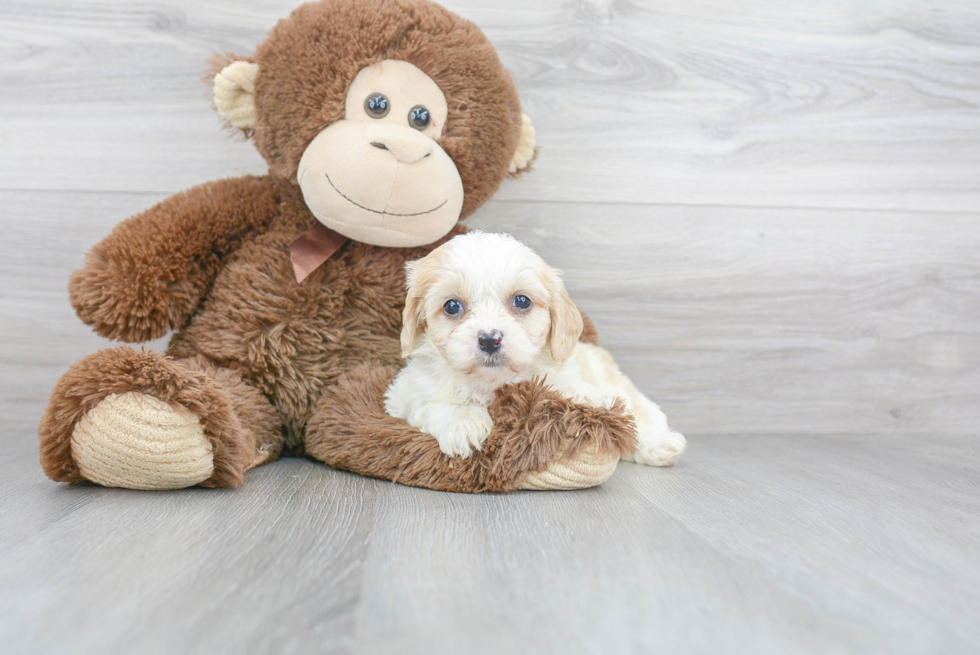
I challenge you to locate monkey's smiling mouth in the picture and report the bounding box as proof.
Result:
[325,173,448,217]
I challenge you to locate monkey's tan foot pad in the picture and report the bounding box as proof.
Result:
[70,392,214,490]
[521,443,620,491]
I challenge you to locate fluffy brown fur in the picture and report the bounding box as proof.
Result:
[39,0,627,491]
[165,179,467,451]
[305,365,637,492]
[179,354,284,468]
[68,175,279,342]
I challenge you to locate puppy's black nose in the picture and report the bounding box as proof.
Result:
[478,330,503,355]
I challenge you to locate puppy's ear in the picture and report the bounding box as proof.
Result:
[545,266,584,362]
[400,261,426,358]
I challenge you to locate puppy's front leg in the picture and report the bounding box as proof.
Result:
[412,403,494,458]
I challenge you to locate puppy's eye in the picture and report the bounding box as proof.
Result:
[408,105,430,130]
[513,295,532,310]
[444,299,463,316]
[364,93,390,118]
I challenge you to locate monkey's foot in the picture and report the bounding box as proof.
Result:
[39,347,253,489]
[71,392,214,490]
[520,442,620,490]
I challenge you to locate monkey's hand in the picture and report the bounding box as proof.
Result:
[69,176,279,342]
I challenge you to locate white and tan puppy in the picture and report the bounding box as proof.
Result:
[385,232,687,466]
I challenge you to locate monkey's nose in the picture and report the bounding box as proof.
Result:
[365,124,433,164]
[478,330,503,355]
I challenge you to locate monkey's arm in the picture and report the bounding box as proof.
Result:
[69,175,279,342]
[305,320,636,493]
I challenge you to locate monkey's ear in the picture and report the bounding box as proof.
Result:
[508,113,537,174]
[213,61,259,129]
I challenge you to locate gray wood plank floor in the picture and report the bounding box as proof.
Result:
[1,0,978,653]
[2,414,978,655]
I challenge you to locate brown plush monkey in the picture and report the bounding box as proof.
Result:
[38,0,636,492]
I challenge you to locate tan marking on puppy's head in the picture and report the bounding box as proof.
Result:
[541,265,584,362]
[400,246,447,358]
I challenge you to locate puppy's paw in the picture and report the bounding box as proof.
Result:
[624,429,687,467]
[428,405,494,459]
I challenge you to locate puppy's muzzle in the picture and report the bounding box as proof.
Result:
[477,330,503,355]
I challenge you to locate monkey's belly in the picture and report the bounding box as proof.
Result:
[168,228,407,446]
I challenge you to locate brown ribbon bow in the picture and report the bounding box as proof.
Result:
[289,223,349,283]
[289,222,460,284]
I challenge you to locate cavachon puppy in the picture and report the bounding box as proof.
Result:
[385,232,688,465]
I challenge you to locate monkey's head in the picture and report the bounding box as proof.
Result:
[212,0,536,248]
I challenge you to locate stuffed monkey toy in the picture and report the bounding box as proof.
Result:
[38,0,637,492]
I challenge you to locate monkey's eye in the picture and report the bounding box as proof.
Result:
[513,295,532,310]
[364,93,390,118]
[444,299,463,316]
[408,105,431,130]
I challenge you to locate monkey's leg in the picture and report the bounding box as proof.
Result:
[38,347,281,490]
[303,362,638,493]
